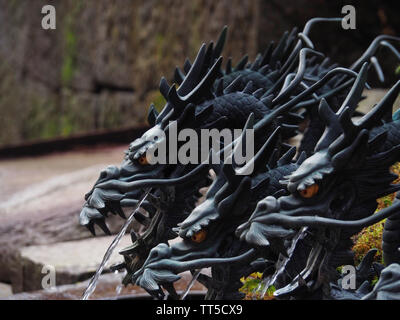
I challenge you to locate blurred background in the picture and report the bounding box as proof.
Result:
[0,0,400,300]
[1,0,400,147]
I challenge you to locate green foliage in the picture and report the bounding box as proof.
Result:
[151,91,166,113]
[61,29,77,87]
[352,221,385,265]
[239,273,275,300]
[61,1,84,87]
[371,275,379,286]
[23,94,59,140]
[240,272,263,292]
[155,33,165,62]
[352,163,400,265]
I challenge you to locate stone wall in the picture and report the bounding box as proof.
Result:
[0,0,399,146]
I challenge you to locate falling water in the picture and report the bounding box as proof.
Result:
[114,270,125,296]
[82,189,151,300]
[251,278,266,299]
[115,284,124,296]
[259,278,270,299]
[180,269,202,300]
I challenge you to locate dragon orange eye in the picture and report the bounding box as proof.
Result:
[138,155,149,165]
[299,184,319,198]
[191,229,207,243]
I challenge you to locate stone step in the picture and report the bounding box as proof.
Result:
[0,145,133,284]
[5,272,206,300]
[0,282,12,299]
[13,235,133,293]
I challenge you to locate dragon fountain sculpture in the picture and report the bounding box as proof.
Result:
[237,67,400,300]
[79,16,400,300]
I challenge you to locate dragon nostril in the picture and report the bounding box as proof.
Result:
[258,203,268,211]
[99,166,120,181]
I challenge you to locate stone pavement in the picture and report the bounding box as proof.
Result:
[0,143,207,299]
[0,144,130,292]
[16,235,132,293]
[5,272,206,300]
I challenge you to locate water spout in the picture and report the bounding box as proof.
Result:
[82,189,151,300]
[180,269,202,300]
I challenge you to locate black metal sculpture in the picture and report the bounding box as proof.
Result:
[237,66,400,299]
[78,16,400,300]
[80,19,356,280]
[128,62,362,298]
[130,115,299,299]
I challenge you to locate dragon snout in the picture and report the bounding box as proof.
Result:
[236,196,295,248]
[236,196,280,237]
[80,186,126,235]
[99,165,121,182]
[84,165,121,200]
[79,204,111,235]
[79,204,103,226]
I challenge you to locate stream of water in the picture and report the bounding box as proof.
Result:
[180,269,201,300]
[81,189,151,300]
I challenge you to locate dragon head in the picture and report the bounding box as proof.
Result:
[237,65,400,298]
[79,18,363,236]
[128,114,307,299]
[79,37,226,234]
